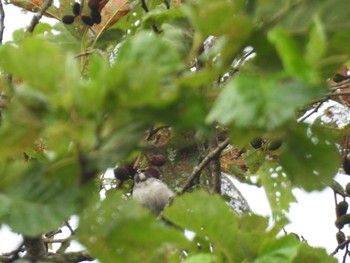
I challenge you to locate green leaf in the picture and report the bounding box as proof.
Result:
[280,123,340,191]
[258,163,296,219]
[206,73,319,131]
[0,159,80,236]
[292,243,337,263]
[0,38,64,92]
[78,192,188,263]
[254,235,300,263]
[268,27,319,84]
[183,0,246,36]
[110,31,183,108]
[163,190,242,263]
[305,15,326,65]
[183,254,222,263]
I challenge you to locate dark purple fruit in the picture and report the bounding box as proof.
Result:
[88,0,99,10]
[72,2,81,16]
[145,167,160,179]
[81,15,94,26]
[125,164,137,177]
[346,183,350,195]
[336,213,350,229]
[90,9,102,24]
[267,140,282,151]
[149,154,166,167]
[62,15,75,24]
[250,138,264,149]
[343,157,350,175]
[337,201,349,218]
[336,231,346,249]
[113,167,130,181]
[333,74,349,83]
[216,129,228,142]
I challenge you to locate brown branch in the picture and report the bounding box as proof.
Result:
[0,241,24,259]
[47,250,94,262]
[0,0,5,44]
[23,236,48,260]
[206,137,222,194]
[26,0,53,33]
[181,137,230,193]
[331,238,350,256]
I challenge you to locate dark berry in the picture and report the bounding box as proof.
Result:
[113,167,130,181]
[250,138,264,149]
[149,154,166,167]
[62,15,75,24]
[72,2,81,16]
[90,9,102,24]
[333,74,349,83]
[88,0,99,10]
[337,201,349,218]
[343,157,350,175]
[336,231,346,248]
[81,15,94,26]
[216,129,228,142]
[145,167,160,179]
[125,164,137,177]
[346,183,350,195]
[267,140,282,151]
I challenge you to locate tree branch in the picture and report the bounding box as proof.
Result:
[208,139,222,194]
[46,250,94,262]
[181,137,230,193]
[26,0,53,33]
[23,236,48,260]
[0,0,5,44]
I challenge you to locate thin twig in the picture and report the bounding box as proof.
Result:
[64,220,75,235]
[74,50,97,58]
[26,0,53,33]
[298,98,328,122]
[0,0,5,44]
[146,125,170,141]
[140,0,161,34]
[181,137,230,193]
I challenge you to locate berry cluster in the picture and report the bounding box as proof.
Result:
[335,183,350,250]
[113,153,167,182]
[62,0,102,26]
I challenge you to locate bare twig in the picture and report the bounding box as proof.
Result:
[140,0,161,34]
[181,137,230,193]
[0,0,5,44]
[298,98,328,122]
[0,241,25,258]
[146,125,170,141]
[26,0,53,33]
[64,220,75,235]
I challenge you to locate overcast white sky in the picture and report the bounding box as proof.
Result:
[0,4,347,262]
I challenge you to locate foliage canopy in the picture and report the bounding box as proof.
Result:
[1,0,350,262]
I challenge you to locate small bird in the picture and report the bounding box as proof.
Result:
[132,169,174,215]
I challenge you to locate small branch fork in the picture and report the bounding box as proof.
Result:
[0,222,93,262]
[26,0,53,33]
[181,137,230,193]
